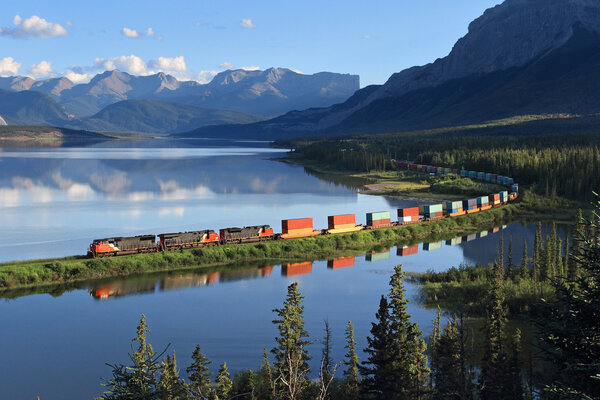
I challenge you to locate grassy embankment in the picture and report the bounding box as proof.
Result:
[0,203,519,291]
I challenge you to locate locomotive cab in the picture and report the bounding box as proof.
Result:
[88,239,117,257]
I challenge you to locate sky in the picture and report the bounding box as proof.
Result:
[0,0,502,87]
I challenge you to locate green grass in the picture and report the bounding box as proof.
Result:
[0,203,520,291]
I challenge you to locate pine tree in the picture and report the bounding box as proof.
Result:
[360,296,395,399]
[555,237,563,279]
[505,329,524,400]
[570,208,585,278]
[271,282,312,399]
[319,319,334,399]
[187,345,214,399]
[158,353,187,399]
[429,306,442,389]
[254,349,274,400]
[518,239,528,280]
[542,234,554,282]
[498,232,505,271]
[387,265,429,399]
[507,236,514,278]
[563,236,570,279]
[540,199,600,399]
[478,262,508,400]
[432,317,462,400]
[216,362,233,400]
[343,321,360,400]
[532,223,542,294]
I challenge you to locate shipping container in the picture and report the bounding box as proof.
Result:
[477,172,485,180]
[397,244,418,257]
[328,214,356,229]
[452,169,460,174]
[446,201,462,210]
[398,207,419,218]
[465,233,477,242]
[485,173,493,182]
[282,218,313,232]
[469,171,477,178]
[423,241,443,251]
[478,231,488,238]
[367,219,392,227]
[423,204,443,214]
[512,184,519,193]
[463,198,478,210]
[327,256,355,269]
[477,196,489,205]
[366,211,391,223]
[398,216,413,222]
[460,170,468,177]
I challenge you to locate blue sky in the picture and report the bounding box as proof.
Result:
[0,0,502,86]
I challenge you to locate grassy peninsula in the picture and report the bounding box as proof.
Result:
[0,203,519,291]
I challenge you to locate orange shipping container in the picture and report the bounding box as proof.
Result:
[327,256,355,269]
[328,214,355,228]
[281,262,313,277]
[369,219,392,227]
[398,207,419,218]
[282,218,313,233]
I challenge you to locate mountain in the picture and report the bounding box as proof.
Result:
[182,0,600,139]
[166,68,360,117]
[30,77,75,97]
[0,89,74,126]
[71,99,265,133]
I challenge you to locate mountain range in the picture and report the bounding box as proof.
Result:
[181,0,600,139]
[0,68,359,133]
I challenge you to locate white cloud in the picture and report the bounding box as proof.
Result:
[290,68,304,74]
[0,15,68,39]
[195,70,218,83]
[65,20,73,26]
[149,56,187,72]
[0,57,21,76]
[64,69,91,83]
[145,27,154,36]
[94,55,148,75]
[218,62,234,70]
[241,66,260,71]
[27,60,54,78]
[121,27,140,38]
[364,34,371,39]
[240,19,256,28]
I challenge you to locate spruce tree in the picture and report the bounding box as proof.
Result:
[215,362,233,400]
[343,321,360,400]
[187,345,214,399]
[518,239,528,281]
[255,349,274,400]
[387,265,429,399]
[360,296,395,399]
[319,319,334,399]
[555,237,563,279]
[570,208,585,278]
[540,200,600,399]
[532,223,542,294]
[158,353,187,399]
[429,306,442,389]
[507,236,513,278]
[431,317,462,400]
[505,329,524,400]
[271,282,312,398]
[478,262,508,400]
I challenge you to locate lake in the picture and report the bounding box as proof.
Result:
[0,139,560,399]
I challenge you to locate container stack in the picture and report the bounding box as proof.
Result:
[281,218,320,238]
[477,172,486,180]
[445,201,464,216]
[477,196,490,210]
[446,236,462,246]
[512,183,519,193]
[366,249,390,261]
[500,191,509,203]
[497,175,505,184]
[366,211,392,228]
[327,214,361,234]
[397,207,419,224]
[463,198,478,212]
[397,244,418,257]
[460,170,468,177]
[489,193,501,206]
[423,204,443,219]
[485,173,493,182]
[478,230,488,238]
[282,262,313,277]
[465,233,477,242]
[469,171,477,179]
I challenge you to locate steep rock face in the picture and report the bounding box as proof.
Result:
[31,77,75,97]
[376,0,600,100]
[0,76,35,91]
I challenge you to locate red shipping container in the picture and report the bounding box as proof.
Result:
[328,214,356,229]
[327,256,355,269]
[397,245,418,256]
[452,169,460,174]
[282,218,313,232]
[281,262,313,277]
[261,266,273,276]
[398,207,419,217]
[206,272,220,285]
[489,193,500,201]
[368,219,392,227]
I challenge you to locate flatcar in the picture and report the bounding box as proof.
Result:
[88,235,158,258]
[158,230,220,251]
[219,225,274,244]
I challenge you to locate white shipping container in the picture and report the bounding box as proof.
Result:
[399,216,412,222]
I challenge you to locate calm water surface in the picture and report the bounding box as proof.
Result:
[0,139,562,399]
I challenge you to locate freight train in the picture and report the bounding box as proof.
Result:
[87,161,519,258]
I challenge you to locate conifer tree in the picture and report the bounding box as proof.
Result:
[320,319,333,389]
[570,208,585,278]
[429,306,442,388]
[532,223,542,294]
[498,232,505,271]
[542,234,554,282]
[540,200,600,399]
[343,321,360,400]
[271,282,312,398]
[158,353,187,399]
[505,330,524,400]
[507,236,513,278]
[518,239,528,280]
[478,262,508,399]
[555,237,563,279]
[254,349,274,400]
[187,345,214,399]
[431,317,462,400]
[563,236,570,279]
[216,362,233,400]
[360,296,395,399]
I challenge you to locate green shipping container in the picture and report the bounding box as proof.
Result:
[446,201,462,210]
[423,204,443,214]
[366,250,391,262]
[423,241,443,251]
[446,237,462,246]
[366,211,391,222]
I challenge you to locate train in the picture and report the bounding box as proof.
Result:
[87,160,519,258]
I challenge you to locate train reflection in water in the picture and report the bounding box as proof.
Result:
[90,224,510,299]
